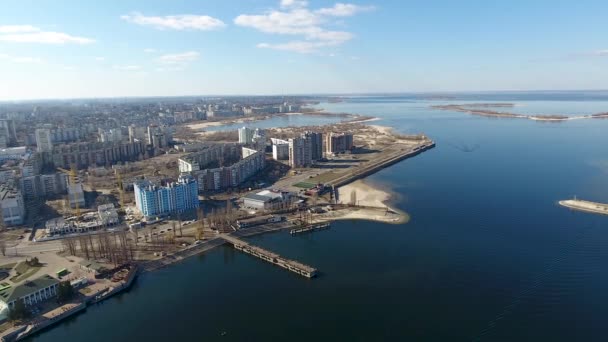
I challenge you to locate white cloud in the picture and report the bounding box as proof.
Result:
[0,25,94,44]
[316,3,375,17]
[94,56,105,61]
[157,51,200,64]
[113,65,142,71]
[0,25,39,33]
[144,48,157,53]
[234,1,372,53]
[280,0,308,9]
[121,12,226,31]
[0,53,44,64]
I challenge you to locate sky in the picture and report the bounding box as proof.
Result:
[0,0,607,100]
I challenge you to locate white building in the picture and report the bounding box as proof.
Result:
[243,189,292,210]
[238,127,254,144]
[0,275,59,312]
[271,138,289,161]
[0,185,25,226]
[0,146,27,162]
[35,128,53,152]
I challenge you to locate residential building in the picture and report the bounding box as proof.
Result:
[178,143,241,173]
[0,119,17,145]
[194,147,265,191]
[0,184,25,226]
[98,128,123,143]
[50,140,146,169]
[325,132,354,155]
[21,173,68,199]
[238,127,254,144]
[303,131,323,161]
[271,138,289,160]
[289,136,312,168]
[35,128,53,152]
[128,125,146,143]
[134,174,199,218]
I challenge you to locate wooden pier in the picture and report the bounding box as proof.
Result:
[290,222,331,235]
[221,235,318,278]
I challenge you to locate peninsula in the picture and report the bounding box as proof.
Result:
[432,103,608,122]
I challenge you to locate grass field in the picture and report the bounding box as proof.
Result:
[293,182,317,189]
[10,261,42,283]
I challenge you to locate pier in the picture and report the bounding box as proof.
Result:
[290,222,331,235]
[221,235,318,278]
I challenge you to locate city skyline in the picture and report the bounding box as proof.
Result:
[1,0,608,100]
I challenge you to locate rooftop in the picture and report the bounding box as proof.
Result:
[0,274,59,304]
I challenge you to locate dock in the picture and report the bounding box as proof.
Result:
[290,222,330,235]
[221,235,318,278]
[559,199,608,216]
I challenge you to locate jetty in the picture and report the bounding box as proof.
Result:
[290,222,330,235]
[221,235,318,278]
[559,199,608,216]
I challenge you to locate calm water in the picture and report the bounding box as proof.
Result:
[204,113,348,132]
[30,94,608,341]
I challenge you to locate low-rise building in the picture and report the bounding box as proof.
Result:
[236,215,282,229]
[0,274,59,310]
[0,184,25,226]
[243,189,292,210]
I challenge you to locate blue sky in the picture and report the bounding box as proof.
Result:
[0,0,607,100]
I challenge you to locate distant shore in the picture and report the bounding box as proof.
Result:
[559,199,608,216]
[186,110,368,133]
[432,103,608,122]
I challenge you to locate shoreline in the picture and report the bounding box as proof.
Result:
[432,104,608,122]
[559,199,608,216]
[185,110,366,133]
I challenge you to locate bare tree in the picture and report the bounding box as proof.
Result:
[0,240,6,257]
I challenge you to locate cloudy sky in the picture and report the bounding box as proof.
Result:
[0,0,607,100]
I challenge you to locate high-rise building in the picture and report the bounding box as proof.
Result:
[128,125,146,143]
[271,138,289,160]
[134,174,199,218]
[303,131,323,161]
[35,129,53,152]
[68,182,85,209]
[288,136,312,168]
[98,128,123,143]
[238,127,254,144]
[0,119,16,146]
[325,132,354,155]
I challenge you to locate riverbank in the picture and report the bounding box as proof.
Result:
[559,199,608,216]
[432,103,608,122]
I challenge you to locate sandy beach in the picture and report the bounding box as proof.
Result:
[338,179,392,208]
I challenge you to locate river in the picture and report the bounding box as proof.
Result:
[29,92,608,341]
